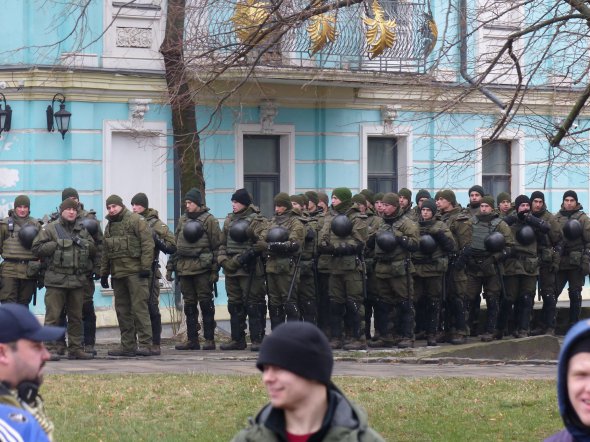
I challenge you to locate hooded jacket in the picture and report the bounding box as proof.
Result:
[232,384,384,442]
[545,319,590,442]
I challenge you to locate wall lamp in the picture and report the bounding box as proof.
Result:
[0,93,12,135]
[46,93,71,139]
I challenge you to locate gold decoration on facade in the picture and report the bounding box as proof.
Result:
[307,12,337,55]
[421,11,438,57]
[362,0,396,59]
[232,0,271,44]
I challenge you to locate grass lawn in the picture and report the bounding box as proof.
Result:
[43,374,562,441]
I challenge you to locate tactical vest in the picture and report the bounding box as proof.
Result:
[557,210,586,253]
[176,212,212,257]
[512,222,537,257]
[300,217,316,261]
[470,216,502,253]
[374,216,405,259]
[104,212,142,259]
[326,211,363,248]
[413,221,446,262]
[49,222,91,274]
[1,217,37,260]
[226,212,258,255]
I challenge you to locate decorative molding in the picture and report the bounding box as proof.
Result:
[128,99,151,128]
[381,104,398,134]
[259,100,278,133]
[116,27,152,48]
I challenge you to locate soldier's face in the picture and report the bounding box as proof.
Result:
[479,203,493,214]
[375,201,383,213]
[307,201,317,212]
[564,197,577,211]
[232,201,246,213]
[131,204,146,214]
[532,198,544,213]
[498,200,511,213]
[436,198,451,212]
[470,192,483,204]
[331,196,342,206]
[418,197,428,208]
[518,203,530,214]
[106,204,122,216]
[185,200,199,213]
[62,207,77,222]
[318,201,328,213]
[421,207,433,220]
[14,205,29,218]
[382,203,397,216]
[291,201,303,211]
[275,205,287,215]
[568,352,590,427]
[398,196,409,208]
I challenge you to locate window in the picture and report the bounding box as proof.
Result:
[367,137,398,193]
[482,140,511,197]
[243,135,280,218]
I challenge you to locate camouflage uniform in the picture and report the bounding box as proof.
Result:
[294,208,319,324]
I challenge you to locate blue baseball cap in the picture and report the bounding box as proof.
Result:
[0,304,65,342]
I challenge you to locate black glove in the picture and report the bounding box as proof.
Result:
[305,227,315,242]
[318,242,334,254]
[503,215,518,226]
[154,235,177,254]
[100,275,109,289]
[525,213,550,233]
[462,246,473,257]
[454,254,466,270]
[366,234,376,249]
[237,248,257,266]
[138,270,151,278]
[434,230,454,252]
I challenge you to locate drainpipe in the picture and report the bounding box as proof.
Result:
[459,0,506,110]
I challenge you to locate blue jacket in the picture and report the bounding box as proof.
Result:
[0,404,49,442]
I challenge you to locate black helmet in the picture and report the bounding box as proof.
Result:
[375,231,397,252]
[266,226,289,243]
[419,234,437,254]
[563,219,583,241]
[515,225,535,246]
[80,218,99,236]
[484,231,505,253]
[330,214,353,238]
[183,220,205,243]
[18,224,39,249]
[229,219,250,243]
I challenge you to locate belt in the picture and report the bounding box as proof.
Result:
[3,258,33,264]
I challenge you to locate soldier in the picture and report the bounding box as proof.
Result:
[465,185,485,216]
[318,188,368,349]
[530,191,562,336]
[435,189,471,345]
[374,192,384,217]
[497,192,513,219]
[100,195,155,357]
[317,192,329,214]
[464,196,513,342]
[398,188,413,218]
[263,193,305,329]
[412,199,455,346]
[131,192,176,355]
[554,190,590,330]
[291,195,318,324]
[217,189,268,351]
[497,195,547,339]
[0,195,42,306]
[407,189,431,222]
[59,188,103,356]
[367,193,419,348]
[31,198,97,360]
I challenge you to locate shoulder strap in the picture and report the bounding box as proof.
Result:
[54,223,71,240]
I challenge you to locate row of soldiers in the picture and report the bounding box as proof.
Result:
[0,184,587,355]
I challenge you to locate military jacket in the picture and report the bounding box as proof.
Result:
[554,203,590,271]
[141,208,176,278]
[0,213,42,279]
[412,219,455,277]
[171,208,220,276]
[100,207,154,278]
[466,213,512,277]
[437,205,471,251]
[31,217,97,288]
[532,205,562,269]
[78,206,103,276]
[503,216,539,277]
[264,209,305,274]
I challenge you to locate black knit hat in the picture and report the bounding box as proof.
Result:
[530,191,545,203]
[106,194,123,207]
[274,192,292,209]
[60,198,78,212]
[184,188,202,205]
[398,188,412,200]
[415,189,431,204]
[421,198,437,214]
[435,189,457,206]
[62,187,79,201]
[231,188,252,206]
[256,322,333,386]
[131,192,149,209]
[469,185,485,197]
[14,195,30,209]
[563,190,578,202]
[305,191,319,205]
[514,195,530,210]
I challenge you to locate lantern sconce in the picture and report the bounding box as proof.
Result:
[0,93,12,135]
[46,93,72,139]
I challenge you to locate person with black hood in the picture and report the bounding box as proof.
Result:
[545,319,590,441]
[231,321,384,442]
[555,190,590,330]
[530,191,563,336]
[318,188,368,350]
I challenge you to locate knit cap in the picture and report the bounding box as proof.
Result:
[352,193,367,206]
[374,192,384,203]
[14,195,30,209]
[481,195,495,208]
[274,192,292,209]
[469,185,485,197]
[61,187,79,201]
[398,188,412,200]
[421,199,437,214]
[106,195,123,207]
[331,187,352,203]
[530,191,545,203]
[60,198,78,212]
[496,192,511,205]
[232,188,252,206]
[256,322,333,386]
[318,192,329,205]
[514,195,530,210]
[360,189,375,205]
[184,188,202,205]
[382,192,399,207]
[415,189,431,204]
[305,191,319,205]
[131,192,149,209]
[435,189,457,206]
[563,190,578,202]
[289,194,306,208]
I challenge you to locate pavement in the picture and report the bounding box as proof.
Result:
[44,321,560,380]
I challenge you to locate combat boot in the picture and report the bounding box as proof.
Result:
[515,293,533,339]
[220,303,247,350]
[343,299,365,351]
[329,302,346,349]
[268,304,285,331]
[200,300,217,351]
[202,340,216,350]
[301,300,318,325]
[108,347,136,357]
[397,299,415,349]
[569,290,582,329]
[68,349,94,360]
[84,345,97,356]
[136,347,152,356]
[248,304,265,352]
[449,333,467,345]
[368,301,394,348]
[176,304,200,350]
[148,298,162,351]
[426,299,441,347]
[481,296,499,343]
[343,337,367,350]
[150,345,161,356]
